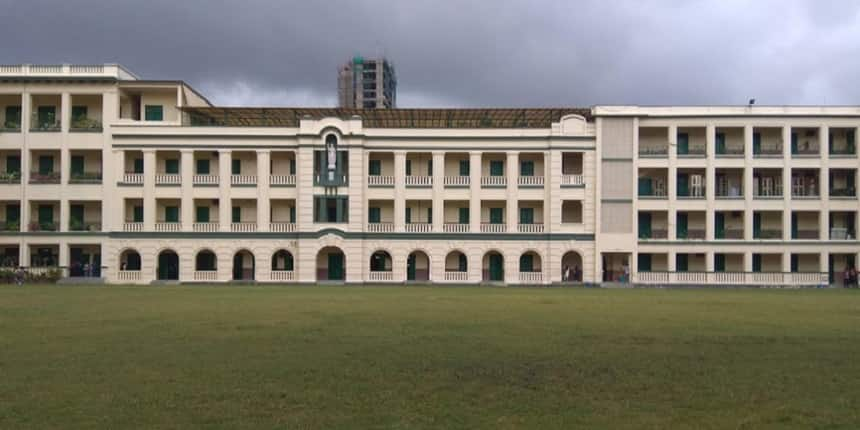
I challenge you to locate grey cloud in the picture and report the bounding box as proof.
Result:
[3,0,859,107]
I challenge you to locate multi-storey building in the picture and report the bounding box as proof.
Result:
[338,56,396,109]
[0,65,856,286]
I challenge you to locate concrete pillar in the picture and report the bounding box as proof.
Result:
[469,151,481,232]
[257,150,271,231]
[60,92,70,133]
[506,151,519,232]
[218,150,231,231]
[180,150,193,231]
[431,151,444,232]
[744,251,753,272]
[142,150,156,231]
[394,151,406,230]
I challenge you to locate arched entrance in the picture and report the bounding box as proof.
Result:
[195,249,217,271]
[317,246,345,281]
[232,249,255,280]
[370,250,393,272]
[562,251,583,282]
[119,249,141,271]
[407,250,430,281]
[271,249,294,271]
[482,251,504,282]
[157,249,179,280]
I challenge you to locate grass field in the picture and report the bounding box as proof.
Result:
[0,285,858,429]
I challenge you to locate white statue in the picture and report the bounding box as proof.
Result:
[326,139,336,171]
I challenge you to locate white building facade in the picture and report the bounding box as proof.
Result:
[0,65,855,286]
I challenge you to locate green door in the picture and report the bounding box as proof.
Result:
[753,212,762,238]
[196,206,210,223]
[677,132,689,155]
[752,254,762,272]
[368,207,380,223]
[38,156,54,174]
[328,253,344,280]
[490,208,503,224]
[157,252,178,280]
[753,132,762,155]
[715,213,725,239]
[637,254,652,272]
[459,160,469,176]
[70,204,84,230]
[638,178,652,196]
[165,206,179,223]
[677,212,688,239]
[715,254,726,272]
[715,132,726,154]
[37,106,55,128]
[6,155,20,174]
[38,205,53,226]
[165,159,179,174]
[196,159,210,174]
[519,207,533,225]
[677,174,689,197]
[71,155,85,176]
[489,254,503,281]
[791,133,798,154]
[4,105,21,128]
[490,160,504,176]
[6,204,20,223]
[407,254,417,281]
[638,212,652,239]
[458,207,469,224]
[676,254,688,272]
[368,159,381,176]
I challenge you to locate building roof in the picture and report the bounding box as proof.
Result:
[180,107,592,128]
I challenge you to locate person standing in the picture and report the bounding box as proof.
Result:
[14,266,24,286]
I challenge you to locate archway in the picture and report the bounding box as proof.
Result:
[445,250,467,273]
[561,251,583,282]
[232,249,255,280]
[519,251,542,273]
[482,251,504,282]
[317,246,345,281]
[119,249,141,271]
[370,250,393,272]
[271,249,294,271]
[407,250,431,281]
[156,249,179,280]
[195,249,217,271]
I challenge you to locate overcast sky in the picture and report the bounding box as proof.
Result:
[3,0,859,107]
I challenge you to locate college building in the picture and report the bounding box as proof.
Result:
[0,64,856,286]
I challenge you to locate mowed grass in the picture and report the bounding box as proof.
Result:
[0,286,858,429]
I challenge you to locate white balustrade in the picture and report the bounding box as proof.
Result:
[270,222,296,232]
[444,271,469,282]
[123,222,143,232]
[368,271,394,282]
[193,271,218,281]
[518,176,545,186]
[634,271,827,287]
[481,223,506,233]
[123,173,143,184]
[518,223,544,233]
[231,222,257,232]
[193,222,218,232]
[270,175,296,186]
[444,176,470,186]
[155,222,180,232]
[405,223,432,233]
[117,270,141,282]
[405,176,432,186]
[444,223,469,233]
[155,174,180,185]
[367,222,395,233]
[231,175,257,185]
[367,175,394,186]
[193,174,218,185]
[561,174,585,186]
[481,176,506,187]
[270,270,295,282]
[519,272,543,283]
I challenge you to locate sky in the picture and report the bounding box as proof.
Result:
[3,0,860,108]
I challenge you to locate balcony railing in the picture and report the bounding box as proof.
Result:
[635,271,828,286]
[155,174,180,185]
[639,146,668,157]
[481,223,506,233]
[122,222,142,232]
[754,147,783,157]
[231,222,257,232]
[518,223,544,233]
[155,222,180,232]
[639,229,668,240]
[29,172,60,184]
[404,222,431,233]
[518,271,543,283]
[518,176,544,187]
[367,175,394,186]
[193,270,218,282]
[193,222,218,232]
[70,118,103,132]
[829,228,855,240]
[829,188,856,198]
[117,270,141,282]
[677,229,706,240]
[481,176,506,187]
[193,174,218,185]
[30,115,60,132]
[0,172,21,184]
[123,173,143,184]
[561,174,584,186]
[1,121,21,132]
[792,148,820,157]
[270,175,296,186]
[444,223,469,233]
[0,221,20,232]
[405,176,432,187]
[754,229,782,239]
[677,147,706,157]
[69,172,102,184]
[677,188,706,199]
[270,222,296,232]
[270,270,294,282]
[69,221,101,232]
[444,271,469,282]
[793,230,820,240]
[368,271,394,282]
[231,175,257,186]
[829,148,856,156]
[28,221,58,231]
[444,176,469,186]
[367,222,394,233]
[716,147,744,156]
[717,229,744,239]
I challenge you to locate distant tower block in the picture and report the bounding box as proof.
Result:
[338,56,397,109]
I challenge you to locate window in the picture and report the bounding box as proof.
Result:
[4,105,21,128]
[790,254,798,272]
[459,160,470,176]
[71,155,85,176]
[133,158,144,174]
[38,156,54,174]
[427,208,432,224]
[752,254,762,272]
[368,207,381,223]
[458,207,469,224]
[165,206,179,223]
[490,207,503,224]
[165,159,179,174]
[37,106,56,128]
[520,161,534,177]
[71,106,87,121]
[427,160,433,176]
[70,204,84,228]
[677,132,689,154]
[675,254,688,272]
[289,159,296,175]
[196,206,210,223]
[196,159,210,175]
[6,155,20,174]
[405,207,411,224]
[231,159,241,175]
[133,205,143,223]
[714,254,726,272]
[289,206,296,223]
[232,206,241,223]
[313,197,348,223]
[405,159,412,175]
[6,204,20,223]
[637,254,652,272]
[519,254,534,272]
[715,132,726,154]
[458,254,467,272]
[490,160,504,176]
[753,132,762,154]
[144,105,163,121]
[369,159,381,176]
[38,205,53,225]
[519,207,534,224]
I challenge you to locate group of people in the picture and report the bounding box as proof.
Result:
[562,265,582,282]
[843,266,859,288]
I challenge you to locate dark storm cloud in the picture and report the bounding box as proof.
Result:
[3,0,860,107]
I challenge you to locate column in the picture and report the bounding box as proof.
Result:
[257,150,271,231]
[142,150,156,231]
[20,94,30,230]
[743,125,754,241]
[819,125,830,239]
[506,151,518,232]
[218,150,231,231]
[705,124,716,241]
[782,125,792,240]
[431,151,444,232]
[180,150,193,231]
[60,92,70,133]
[469,152,481,232]
[394,151,406,230]
[59,148,70,231]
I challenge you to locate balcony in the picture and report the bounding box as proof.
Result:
[69,172,102,184]
[791,128,820,157]
[270,222,296,232]
[518,223,544,233]
[231,175,257,186]
[270,270,294,282]
[231,222,257,232]
[518,176,544,187]
[791,171,819,199]
[123,222,143,232]
[404,223,431,233]
[715,127,744,157]
[676,171,705,199]
[193,222,218,232]
[368,175,394,186]
[368,271,394,282]
[635,271,828,286]
[0,171,21,184]
[367,222,394,233]
[828,128,856,157]
[481,223,506,233]
[519,271,543,283]
[29,114,60,132]
[155,174,180,185]
[193,175,219,185]
[405,176,432,187]
[117,270,141,282]
[28,221,58,232]
[444,176,469,187]
[481,176,506,187]
[561,174,584,186]
[676,127,706,157]
[122,173,143,184]
[29,172,60,184]
[715,169,744,199]
[270,175,296,186]
[444,271,468,282]
[829,170,856,198]
[444,223,469,233]
[155,222,180,232]
[638,127,669,157]
[753,170,783,198]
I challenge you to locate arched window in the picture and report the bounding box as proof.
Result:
[272,250,294,271]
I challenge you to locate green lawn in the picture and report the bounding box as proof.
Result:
[0,285,858,429]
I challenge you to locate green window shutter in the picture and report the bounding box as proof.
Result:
[676,254,688,272]
[71,155,85,176]
[289,159,296,175]
[427,208,432,223]
[753,132,762,154]
[38,205,53,224]
[459,160,470,176]
[4,106,21,127]
[232,206,241,223]
[753,212,762,238]
[458,207,469,224]
[144,105,163,121]
[369,159,381,176]
[677,174,689,197]
[490,207,503,224]
[368,207,380,223]
[752,254,762,272]
[6,204,20,223]
[38,156,54,174]
[458,254,467,272]
[196,159,210,174]
[519,207,533,224]
[715,254,726,272]
[677,132,689,154]
[231,159,241,175]
[847,130,856,153]
[6,155,20,174]
[133,206,143,223]
[519,254,534,272]
[490,160,504,176]
[165,206,179,223]
[427,160,433,175]
[70,204,84,229]
[638,212,652,238]
[676,212,688,239]
[791,133,798,154]
[790,254,798,272]
[715,132,726,154]
[165,159,179,174]
[520,161,534,176]
[133,158,144,174]
[638,178,652,196]
[405,207,411,224]
[289,206,295,223]
[715,213,725,239]
[196,206,210,223]
[637,254,652,272]
[405,159,412,175]
[71,106,87,121]
[338,198,348,222]
[791,213,798,239]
